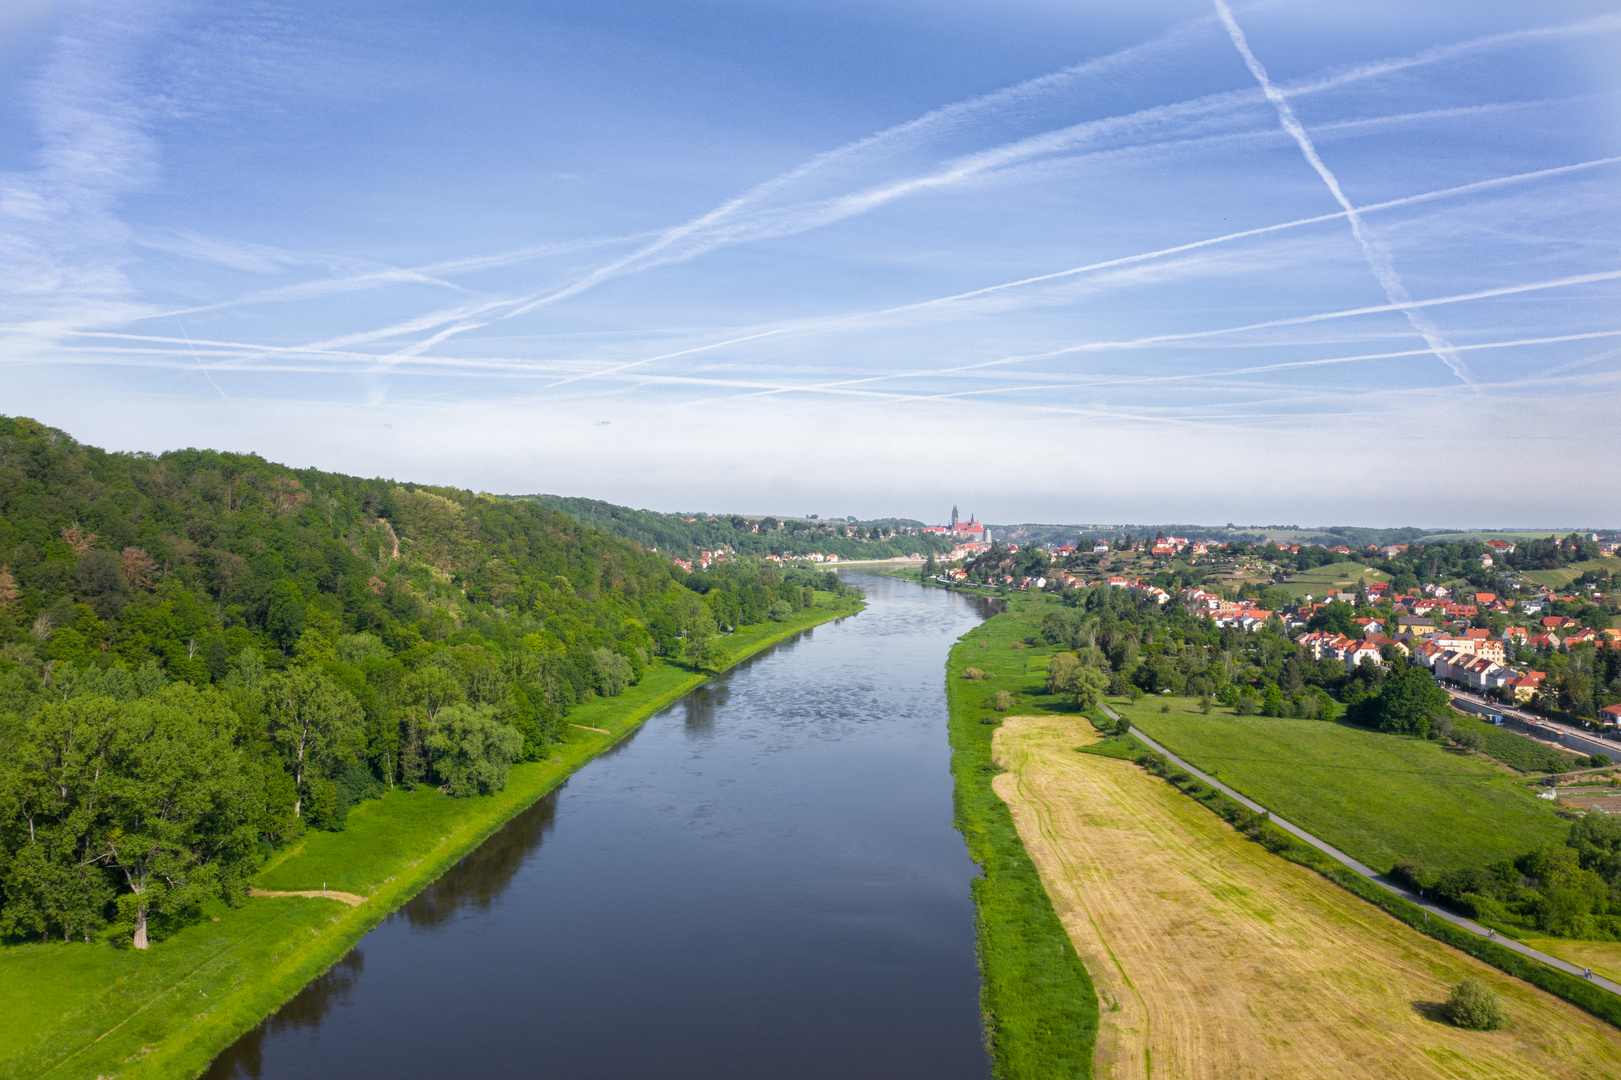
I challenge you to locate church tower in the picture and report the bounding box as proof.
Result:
[950,505,959,528]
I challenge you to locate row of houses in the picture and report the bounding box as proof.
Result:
[1418,646,1545,701]
[1296,631,1387,668]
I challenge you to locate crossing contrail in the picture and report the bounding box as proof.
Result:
[1212,0,1473,384]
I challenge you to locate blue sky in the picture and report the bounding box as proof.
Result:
[2,0,1618,527]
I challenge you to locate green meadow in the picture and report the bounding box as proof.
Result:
[1112,695,1568,875]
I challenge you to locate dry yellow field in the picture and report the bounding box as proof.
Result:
[992,715,1621,1080]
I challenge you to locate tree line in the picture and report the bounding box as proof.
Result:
[0,416,857,947]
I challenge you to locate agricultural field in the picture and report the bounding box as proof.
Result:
[1113,696,1567,874]
[1276,560,1393,600]
[1424,531,1582,544]
[1518,559,1615,589]
[993,714,1621,1080]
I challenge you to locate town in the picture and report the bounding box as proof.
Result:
[930,529,1621,732]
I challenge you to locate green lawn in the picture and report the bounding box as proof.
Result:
[1113,696,1568,875]
[1,594,861,1080]
[945,596,1099,1079]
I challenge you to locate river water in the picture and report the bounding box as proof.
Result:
[204,573,993,1079]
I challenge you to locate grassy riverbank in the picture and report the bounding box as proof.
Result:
[1,595,861,1080]
[945,602,1099,1079]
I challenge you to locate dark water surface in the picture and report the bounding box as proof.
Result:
[205,573,993,1079]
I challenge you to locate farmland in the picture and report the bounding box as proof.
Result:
[993,714,1621,1079]
[1518,560,1615,589]
[1276,559,1393,599]
[1110,695,1568,874]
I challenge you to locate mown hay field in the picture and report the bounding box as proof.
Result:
[993,714,1621,1080]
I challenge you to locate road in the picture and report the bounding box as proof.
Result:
[1444,687,1616,761]
[1097,703,1621,998]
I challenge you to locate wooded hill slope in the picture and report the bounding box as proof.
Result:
[524,493,955,561]
[0,415,853,947]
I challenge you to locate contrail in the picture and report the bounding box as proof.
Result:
[263,13,1617,368]
[175,316,230,403]
[646,328,1621,407]
[544,156,1621,392]
[722,269,1621,401]
[1213,0,1472,383]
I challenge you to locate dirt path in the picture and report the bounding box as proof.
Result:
[992,715,1621,1080]
[248,887,368,907]
[569,723,611,735]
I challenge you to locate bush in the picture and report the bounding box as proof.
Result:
[962,667,988,680]
[1391,860,1427,892]
[991,690,1014,711]
[1444,977,1509,1030]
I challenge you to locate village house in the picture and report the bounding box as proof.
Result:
[1397,614,1436,634]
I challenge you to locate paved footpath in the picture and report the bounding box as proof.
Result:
[1097,703,1621,998]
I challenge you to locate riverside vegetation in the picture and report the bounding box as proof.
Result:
[947,585,1621,1075]
[0,415,863,1078]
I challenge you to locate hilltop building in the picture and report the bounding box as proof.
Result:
[924,506,990,541]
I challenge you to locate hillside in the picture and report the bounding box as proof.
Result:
[0,415,857,948]
[522,494,954,561]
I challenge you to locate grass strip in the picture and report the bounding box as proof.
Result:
[947,616,1099,1079]
[4,596,862,1080]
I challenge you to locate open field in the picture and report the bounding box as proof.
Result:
[1519,560,1615,589]
[994,714,1621,1080]
[1425,531,1589,543]
[1275,560,1392,599]
[0,595,861,1080]
[1113,696,1568,875]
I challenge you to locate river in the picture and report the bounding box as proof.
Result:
[203,573,993,1079]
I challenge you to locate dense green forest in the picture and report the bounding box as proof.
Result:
[524,494,954,561]
[0,416,856,947]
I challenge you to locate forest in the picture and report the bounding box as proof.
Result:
[0,416,856,947]
[525,494,955,561]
